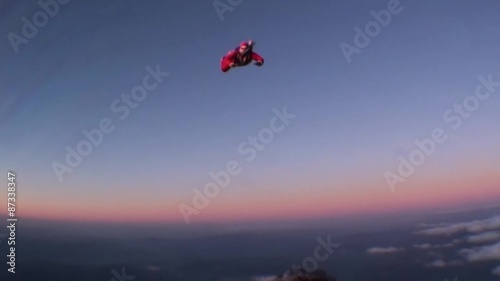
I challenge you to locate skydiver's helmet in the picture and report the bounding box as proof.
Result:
[238,41,250,54]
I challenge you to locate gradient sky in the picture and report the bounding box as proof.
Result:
[1,0,500,225]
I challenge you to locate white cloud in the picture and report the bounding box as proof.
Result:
[459,242,500,262]
[416,216,500,236]
[147,265,160,272]
[367,247,405,255]
[466,231,500,244]
[468,216,500,233]
[413,243,454,250]
[426,259,464,268]
[413,243,432,249]
[429,259,446,268]
[492,266,500,277]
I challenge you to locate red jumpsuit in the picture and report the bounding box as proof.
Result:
[220,47,264,72]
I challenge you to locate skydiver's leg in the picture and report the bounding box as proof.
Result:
[221,58,232,72]
[221,64,231,72]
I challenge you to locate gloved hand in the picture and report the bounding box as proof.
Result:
[254,61,263,66]
[229,62,235,67]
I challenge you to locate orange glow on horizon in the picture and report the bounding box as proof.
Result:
[6,180,499,225]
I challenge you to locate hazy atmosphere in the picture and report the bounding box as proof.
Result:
[1,0,499,280]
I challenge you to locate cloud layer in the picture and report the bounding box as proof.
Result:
[367,247,405,255]
[416,216,500,236]
[415,215,500,277]
[459,242,500,262]
[466,231,500,244]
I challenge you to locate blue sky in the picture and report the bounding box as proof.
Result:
[1,0,500,222]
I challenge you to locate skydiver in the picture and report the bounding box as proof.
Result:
[220,40,264,72]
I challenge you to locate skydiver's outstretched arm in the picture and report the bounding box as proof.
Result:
[251,52,264,65]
